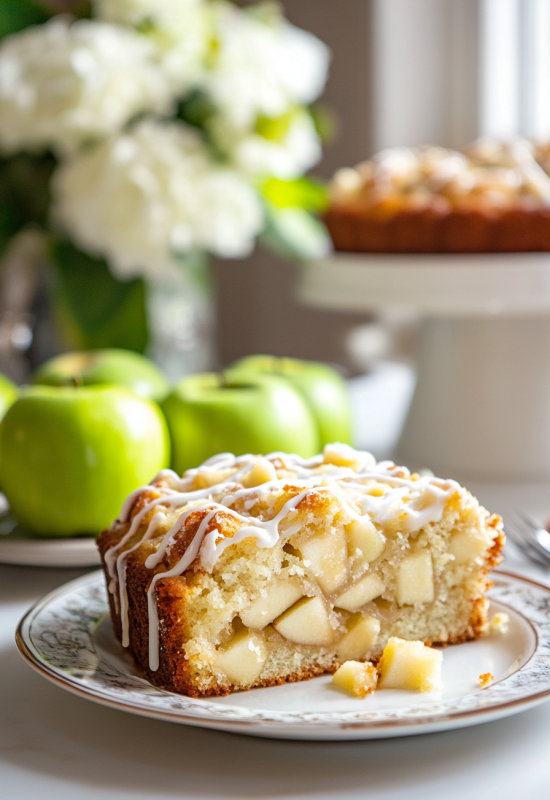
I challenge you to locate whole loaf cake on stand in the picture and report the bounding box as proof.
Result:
[98,444,504,697]
[326,139,550,253]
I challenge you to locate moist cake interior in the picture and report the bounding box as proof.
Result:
[98,444,504,697]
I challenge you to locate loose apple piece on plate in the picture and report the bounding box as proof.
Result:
[215,629,268,685]
[396,551,434,605]
[378,637,442,692]
[240,579,304,629]
[336,614,380,661]
[273,596,335,646]
[335,573,385,612]
[298,527,350,594]
[332,660,379,697]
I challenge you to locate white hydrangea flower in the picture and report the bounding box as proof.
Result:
[0,18,174,154]
[95,0,180,25]
[189,168,264,258]
[52,120,264,279]
[95,0,209,90]
[205,2,330,130]
[213,109,322,178]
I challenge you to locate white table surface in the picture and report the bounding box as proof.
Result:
[3,369,550,799]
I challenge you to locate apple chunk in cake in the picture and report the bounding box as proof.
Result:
[98,444,504,697]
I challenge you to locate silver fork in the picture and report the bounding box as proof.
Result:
[506,512,550,566]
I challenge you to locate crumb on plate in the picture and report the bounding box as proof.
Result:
[490,613,510,635]
[479,672,493,688]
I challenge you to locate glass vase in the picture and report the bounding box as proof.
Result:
[145,253,216,383]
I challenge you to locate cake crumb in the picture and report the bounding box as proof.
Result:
[479,672,493,688]
[490,613,510,635]
[332,661,379,697]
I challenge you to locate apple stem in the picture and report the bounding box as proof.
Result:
[70,376,83,388]
[218,372,228,389]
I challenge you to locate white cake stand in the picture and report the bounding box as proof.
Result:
[297,252,550,483]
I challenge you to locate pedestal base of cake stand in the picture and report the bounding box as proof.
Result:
[297,252,550,483]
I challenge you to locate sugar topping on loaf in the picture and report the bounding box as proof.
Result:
[330,138,550,213]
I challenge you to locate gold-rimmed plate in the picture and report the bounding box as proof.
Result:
[15,570,550,740]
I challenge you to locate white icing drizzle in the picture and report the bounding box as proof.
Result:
[104,484,242,592]
[343,476,456,530]
[146,490,323,671]
[147,505,216,672]
[103,445,462,671]
[199,490,318,571]
[118,511,166,648]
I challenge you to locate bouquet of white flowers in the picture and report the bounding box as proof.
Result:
[0,0,330,356]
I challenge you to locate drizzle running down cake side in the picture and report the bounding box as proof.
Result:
[97,444,504,697]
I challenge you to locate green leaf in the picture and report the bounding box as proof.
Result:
[177,90,217,131]
[0,0,50,39]
[260,205,331,261]
[0,151,56,265]
[309,103,338,145]
[0,153,56,237]
[255,109,296,142]
[260,176,328,212]
[51,238,149,354]
[0,2,92,40]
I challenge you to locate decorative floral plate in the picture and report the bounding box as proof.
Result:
[15,570,550,741]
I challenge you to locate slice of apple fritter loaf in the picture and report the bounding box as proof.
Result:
[97,444,504,697]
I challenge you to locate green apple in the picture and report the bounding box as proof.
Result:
[161,370,320,474]
[32,348,169,402]
[0,372,17,421]
[231,355,352,448]
[0,373,18,487]
[0,385,170,537]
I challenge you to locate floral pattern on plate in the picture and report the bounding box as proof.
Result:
[16,570,550,740]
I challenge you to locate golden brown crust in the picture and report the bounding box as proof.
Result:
[128,489,165,522]
[162,509,241,569]
[325,205,550,254]
[486,514,506,570]
[97,523,129,555]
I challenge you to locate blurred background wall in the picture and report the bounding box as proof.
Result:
[214,0,374,370]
